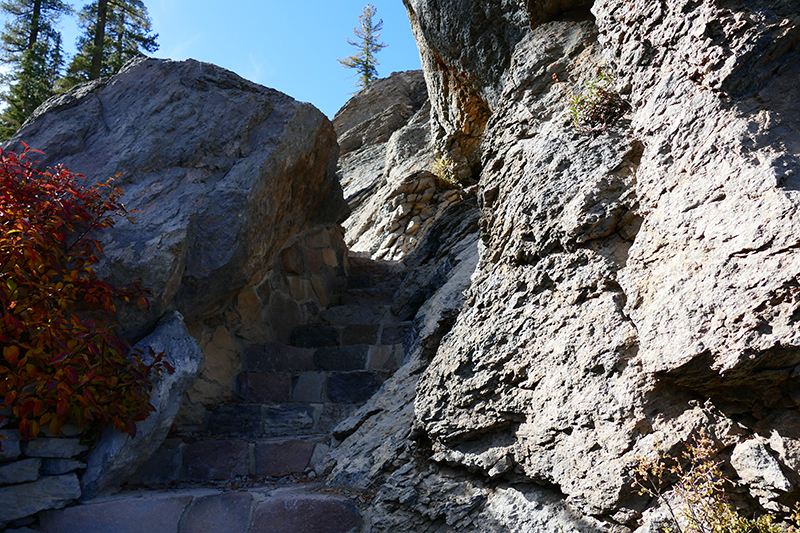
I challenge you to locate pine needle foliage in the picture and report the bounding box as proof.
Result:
[338,3,387,92]
[62,0,158,87]
[0,0,70,139]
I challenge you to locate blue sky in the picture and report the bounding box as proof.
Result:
[50,1,423,118]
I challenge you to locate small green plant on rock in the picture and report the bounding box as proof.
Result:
[553,66,629,134]
[634,435,796,533]
[432,155,459,189]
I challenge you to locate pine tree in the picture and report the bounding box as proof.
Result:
[338,4,387,92]
[63,0,158,86]
[0,0,70,139]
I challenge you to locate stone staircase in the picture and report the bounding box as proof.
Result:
[34,256,409,533]
[159,256,407,484]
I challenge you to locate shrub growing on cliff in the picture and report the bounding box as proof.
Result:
[432,155,460,189]
[0,146,171,441]
[554,67,629,134]
[635,435,796,533]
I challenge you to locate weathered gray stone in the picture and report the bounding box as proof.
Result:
[251,492,362,533]
[37,492,192,533]
[21,438,87,459]
[327,372,383,404]
[731,439,792,493]
[262,404,319,437]
[0,459,40,485]
[182,440,250,480]
[254,439,315,477]
[5,57,347,341]
[42,459,86,476]
[181,492,253,533]
[325,0,800,530]
[0,430,22,461]
[81,311,203,499]
[0,474,81,523]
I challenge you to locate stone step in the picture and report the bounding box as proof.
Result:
[340,286,396,306]
[286,322,414,348]
[320,304,389,326]
[36,485,364,533]
[346,253,401,282]
[236,347,402,405]
[128,436,329,485]
[205,399,370,439]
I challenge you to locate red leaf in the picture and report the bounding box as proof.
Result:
[57,398,68,419]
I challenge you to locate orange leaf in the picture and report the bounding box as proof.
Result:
[3,346,19,365]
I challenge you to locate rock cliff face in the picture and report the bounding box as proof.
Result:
[325,0,800,530]
[1,58,351,523]
[6,57,348,343]
[335,70,468,260]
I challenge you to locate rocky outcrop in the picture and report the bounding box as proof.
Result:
[336,70,469,261]
[2,57,352,526]
[325,0,800,530]
[6,57,348,342]
[81,312,202,499]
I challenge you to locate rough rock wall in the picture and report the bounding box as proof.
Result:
[6,57,348,343]
[336,71,468,261]
[325,0,800,530]
[1,58,351,517]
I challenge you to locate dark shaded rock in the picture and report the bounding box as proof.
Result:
[81,311,203,499]
[291,372,327,403]
[182,492,253,533]
[237,373,292,403]
[379,323,414,346]
[0,474,81,523]
[21,439,87,459]
[208,404,263,436]
[243,343,315,372]
[0,459,40,485]
[0,430,21,461]
[125,442,182,485]
[314,345,370,371]
[254,439,316,477]
[290,324,339,348]
[320,305,385,326]
[341,324,380,345]
[37,492,192,533]
[251,492,362,533]
[327,372,383,404]
[41,459,85,476]
[183,440,249,480]
[317,404,359,435]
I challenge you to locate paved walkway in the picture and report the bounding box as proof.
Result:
[30,482,370,533]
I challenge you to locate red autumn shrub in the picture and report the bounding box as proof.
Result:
[0,145,171,441]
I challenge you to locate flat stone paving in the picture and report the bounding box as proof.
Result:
[31,484,366,533]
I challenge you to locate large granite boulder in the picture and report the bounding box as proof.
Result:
[5,57,348,341]
[325,0,800,530]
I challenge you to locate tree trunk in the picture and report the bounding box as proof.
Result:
[90,0,109,79]
[28,0,42,48]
